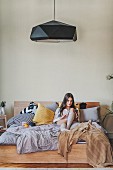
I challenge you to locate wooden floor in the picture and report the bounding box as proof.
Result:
[0,163,113,168]
[0,163,93,168]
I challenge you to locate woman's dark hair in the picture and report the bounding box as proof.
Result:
[59,93,75,115]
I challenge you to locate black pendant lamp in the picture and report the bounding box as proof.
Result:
[30,0,77,43]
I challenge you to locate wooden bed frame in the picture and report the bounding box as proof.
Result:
[0,101,100,163]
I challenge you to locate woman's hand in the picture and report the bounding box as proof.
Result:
[61,114,67,119]
[75,111,78,119]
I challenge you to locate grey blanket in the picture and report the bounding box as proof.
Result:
[6,124,60,154]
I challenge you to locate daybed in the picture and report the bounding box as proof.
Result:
[0,101,111,166]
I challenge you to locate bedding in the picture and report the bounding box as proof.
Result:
[0,122,104,152]
[70,121,105,132]
[0,124,60,154]
[0,125,19,145]
[58,121,113,167]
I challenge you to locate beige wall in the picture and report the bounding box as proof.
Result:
[0,0,113,117]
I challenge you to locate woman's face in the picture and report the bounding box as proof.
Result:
[66,97,73,108]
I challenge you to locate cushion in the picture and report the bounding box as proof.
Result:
[79,102,87,109]
[7,114,34,127]
[46,102,59,112]
[58,102,62,107]
[74,103,80,122]
[80,107,99,122]
[20,102,38,114]
[75,102,80,109]
[33,103,55,125]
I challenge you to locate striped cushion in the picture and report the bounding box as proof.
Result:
[20,102,38,114]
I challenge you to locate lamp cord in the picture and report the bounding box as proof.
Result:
[54,0,55,20]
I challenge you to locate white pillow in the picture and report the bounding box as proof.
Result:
[80,107,99,122]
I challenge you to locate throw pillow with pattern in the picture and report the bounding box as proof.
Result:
[20,102,38,114]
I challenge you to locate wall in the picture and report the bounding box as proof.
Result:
[0,0,113,118]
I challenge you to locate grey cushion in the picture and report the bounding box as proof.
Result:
[46,102,59,112]
[7,114,34,127]
[80,107,99,122]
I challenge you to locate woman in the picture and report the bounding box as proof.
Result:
[53,93,78,131]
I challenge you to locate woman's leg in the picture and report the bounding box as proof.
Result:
[67,109,75,129]
[60,122,67,131]
[57,119,68,131]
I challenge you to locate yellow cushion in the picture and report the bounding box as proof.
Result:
[74,102,79,108]
[58,102,62,107]
[33,103,55,125]
[74,103,80,122]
